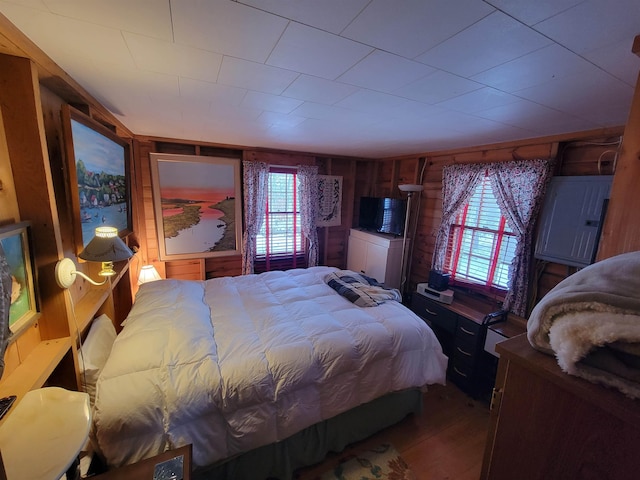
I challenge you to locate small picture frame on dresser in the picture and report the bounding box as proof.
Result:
[153,454,184,480]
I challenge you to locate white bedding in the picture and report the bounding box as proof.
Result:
[92,266,447,469]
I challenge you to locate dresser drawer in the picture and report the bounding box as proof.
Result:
[410,293,457,333]
[455,316,483,344]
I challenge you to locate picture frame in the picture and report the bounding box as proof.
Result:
[61,105,132,254]
[317,175,343,227]
[0,221,39,335]
[149,153,242,261]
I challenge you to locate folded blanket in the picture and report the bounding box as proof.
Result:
[527,251,640,399]
[324,270,401,307]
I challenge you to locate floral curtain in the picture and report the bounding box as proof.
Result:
[488,159,554,316]
[241,161,269,275]
[297,164,319,267]
[432,163,485,271]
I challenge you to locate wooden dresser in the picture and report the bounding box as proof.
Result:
[481,334,640,480]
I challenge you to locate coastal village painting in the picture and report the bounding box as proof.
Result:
[149,154,241,260]
[69,117,129,247]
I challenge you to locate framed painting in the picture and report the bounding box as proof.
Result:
[61,105,132,254]
[149,153,242,261]
[0,221,39,334]
[317,175,343,227]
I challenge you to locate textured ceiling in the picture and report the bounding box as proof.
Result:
[1,0,639,158]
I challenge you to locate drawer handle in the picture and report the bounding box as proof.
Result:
[460,326,476,336]
[453,366,468,378]
[425,308,437,316]
[456,346,472,357]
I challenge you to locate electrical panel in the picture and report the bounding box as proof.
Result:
[534,175,613,267]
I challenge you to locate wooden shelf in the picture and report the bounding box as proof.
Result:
[0,337,73,425]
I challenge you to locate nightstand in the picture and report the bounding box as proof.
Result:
[92,444,192,480]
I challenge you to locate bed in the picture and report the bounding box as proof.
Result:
[90,266,447,479]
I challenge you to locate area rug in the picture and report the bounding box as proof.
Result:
[317,443,416,480]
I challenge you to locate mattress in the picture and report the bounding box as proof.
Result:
[92,266,447,470]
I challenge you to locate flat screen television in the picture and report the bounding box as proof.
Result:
[358,197,407,236]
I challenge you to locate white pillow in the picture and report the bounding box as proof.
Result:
[79,314,117,405]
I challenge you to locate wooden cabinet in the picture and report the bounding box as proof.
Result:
[93,444,192,480]
[346,228,403,289]
[481,334,640,480]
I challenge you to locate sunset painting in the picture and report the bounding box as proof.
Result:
[150,154,241,260]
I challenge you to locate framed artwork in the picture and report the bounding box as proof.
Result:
[317,175,343,227]
[61,105,132,254]
[149,153,242,261]
[0,221,39,334]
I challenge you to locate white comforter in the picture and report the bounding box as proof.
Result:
[92,267,447,469]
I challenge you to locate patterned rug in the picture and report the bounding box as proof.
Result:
[317,443,416,480]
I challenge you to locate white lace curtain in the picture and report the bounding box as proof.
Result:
[433,159,554,316]
[241,160,269,275]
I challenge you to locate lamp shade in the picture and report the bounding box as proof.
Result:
[138,265,162,285]
[79,227,133,263]
[398,184,424,193]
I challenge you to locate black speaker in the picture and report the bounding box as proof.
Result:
[428,269,450,291]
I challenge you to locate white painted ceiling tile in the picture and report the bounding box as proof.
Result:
[257,111,307,128]
[515,70,634,125]
[338,50,436,93]
[218,57,299,95]
[0,0,637,158]
[486,0,583,25]
[282,75,359,104]
[583,39,640,88]
[535,0,640,54]
[237,0,370,34]
[335,90,413,115]
[178,78,247,107]
[291,102,377,124]
[471,44,595,92]
[437,87,521,113]
[241,91,304,114]
[124,32,223,81]
[267,22,373,79]
[396,70,483,104]
[171,0,288,62]
[42,0,173,40]
[342,0,495,58]
[416,11,552,77]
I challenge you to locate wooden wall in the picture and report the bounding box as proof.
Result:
[132,137,375,283]
[379,128,624,316]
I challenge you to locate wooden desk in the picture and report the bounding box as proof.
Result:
[93,445,192,480]
[481,334,640,480]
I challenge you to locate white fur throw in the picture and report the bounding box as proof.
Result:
[527,251,640,399]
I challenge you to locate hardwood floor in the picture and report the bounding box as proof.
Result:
[294,382,490,480]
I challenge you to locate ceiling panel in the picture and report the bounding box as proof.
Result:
[0,0,637,158]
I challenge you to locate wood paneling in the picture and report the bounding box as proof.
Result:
[598,69,640,260]
[380,129,625,313]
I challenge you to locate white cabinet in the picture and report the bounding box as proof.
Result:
[535,175,612,267]
[347,228,404,289]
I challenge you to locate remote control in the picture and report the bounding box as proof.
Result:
[0,395,16,420]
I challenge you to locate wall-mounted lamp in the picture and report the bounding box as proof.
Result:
[55,226,134,289]
[137,264,162,285]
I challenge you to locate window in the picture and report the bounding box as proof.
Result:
[444,173,516,291]
[255,168,306,271]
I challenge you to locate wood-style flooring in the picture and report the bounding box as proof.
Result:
[294,382,490,480]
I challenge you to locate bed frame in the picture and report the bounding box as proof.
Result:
[194,388,423,479]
